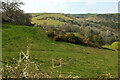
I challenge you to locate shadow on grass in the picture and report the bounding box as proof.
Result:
[102,47,115,51]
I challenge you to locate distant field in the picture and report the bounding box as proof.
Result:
[31,13,58,17]
[71,14,97,18]
[2,24,118,78]
[31,19,66,26]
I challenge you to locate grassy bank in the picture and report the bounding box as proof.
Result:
[2,24,118,78]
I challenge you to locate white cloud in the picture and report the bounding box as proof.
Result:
[70,0,119,5]
[70,0,119,2]
[21,0,119,7]
[20,0,118,13]
[21,0,68,13]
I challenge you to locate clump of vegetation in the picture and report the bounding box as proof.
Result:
[97,73,113,80]
[103,41,120,51]
[45,29,102,48]
[46,31,55,38]
[110,42,120,51]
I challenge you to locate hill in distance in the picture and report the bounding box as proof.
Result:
[31,13,72,26]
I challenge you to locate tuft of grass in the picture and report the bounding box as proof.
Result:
[2,24,118,78]
[110,42,120,51]
[103,41,120,51]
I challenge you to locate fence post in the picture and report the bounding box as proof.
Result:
[52,58,54,73]
[59,58,62,78]
[23,46,30,78]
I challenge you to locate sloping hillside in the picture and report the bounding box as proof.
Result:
[2,24,118,78]
[31,13,73,26]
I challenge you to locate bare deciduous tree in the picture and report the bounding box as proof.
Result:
[2,0,31,25]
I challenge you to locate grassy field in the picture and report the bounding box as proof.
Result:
[2,24,118,78]
[31,19,66,26]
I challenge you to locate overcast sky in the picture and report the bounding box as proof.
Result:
[20,0,119,14]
